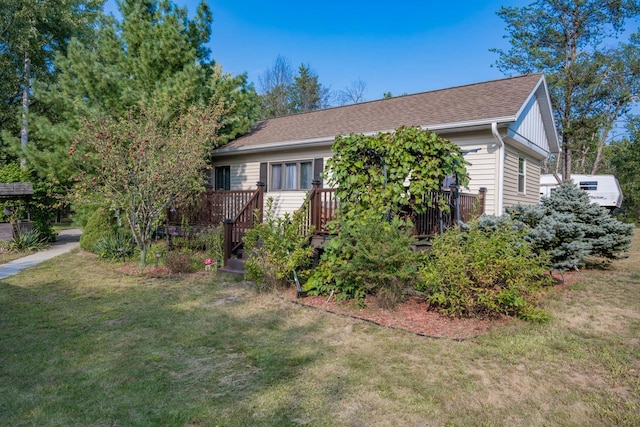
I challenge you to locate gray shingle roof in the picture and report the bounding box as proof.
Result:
[220,73,544,151]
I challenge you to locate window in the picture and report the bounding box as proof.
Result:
[518,157,526,193]
[579,181,598,191]
[270,160,313,190]
[214,166,230,190]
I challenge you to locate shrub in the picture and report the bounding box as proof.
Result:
[80,208,116,252]
[305,214,418,308]
[417,219,551,321]
[165,249,195,274]
[94,230,136,260]
[507,182,634,270]
[243,198,314,292]
[1,229,48,252]
[187,225,224,265]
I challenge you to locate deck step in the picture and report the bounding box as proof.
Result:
[220,257,245,275]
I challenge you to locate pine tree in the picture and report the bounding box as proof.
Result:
[506,182,634,270]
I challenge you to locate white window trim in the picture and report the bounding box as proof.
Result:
[518,157,526,194]
[269,160,313,191]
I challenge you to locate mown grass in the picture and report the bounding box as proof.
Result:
[1,233,639,426]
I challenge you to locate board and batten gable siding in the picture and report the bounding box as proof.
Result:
[502,145,541,209]
[511,96,550,153]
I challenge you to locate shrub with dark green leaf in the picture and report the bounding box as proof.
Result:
[417,219,551,321]
[243,198,314,292]
[80,208,116,252]
[305,214,418,308]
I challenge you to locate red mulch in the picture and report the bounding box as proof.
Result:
[279,287,510,340]
[279,271,578,340]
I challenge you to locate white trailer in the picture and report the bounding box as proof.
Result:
[540,174,623,210]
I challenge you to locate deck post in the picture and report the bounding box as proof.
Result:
[256,181,265,224]
[223,218,234,267]
[478,187,487,215]
[310,180,322,232]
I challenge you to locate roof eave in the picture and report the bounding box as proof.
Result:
[212,117,517,156]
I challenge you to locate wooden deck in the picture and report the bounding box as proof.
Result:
[172,182,486,270]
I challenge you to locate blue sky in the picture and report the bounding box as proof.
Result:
[106,0,536,101]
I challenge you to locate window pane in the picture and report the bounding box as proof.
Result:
[285,163,297,189]
[300,162,312,189]
[215,166,230,190]
[579,181,597,190]
[271,164,282,190]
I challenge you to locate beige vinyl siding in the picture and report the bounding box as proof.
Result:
[449,132,500,216]
[502,145,541,209]
[211,147,332,217]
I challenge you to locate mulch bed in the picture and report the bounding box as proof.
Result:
[279,271,577,340]
[280,287,510,340]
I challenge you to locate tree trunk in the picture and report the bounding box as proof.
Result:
[20,51,30,170]
[562,137,572,180]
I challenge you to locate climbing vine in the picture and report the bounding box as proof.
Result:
[326,126,469,219]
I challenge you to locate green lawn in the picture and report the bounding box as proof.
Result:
[1,236,639,426]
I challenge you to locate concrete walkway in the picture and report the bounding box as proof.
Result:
[0,228,82,280]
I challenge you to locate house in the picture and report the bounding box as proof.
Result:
[209,73,559,217]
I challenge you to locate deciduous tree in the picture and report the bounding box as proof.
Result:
[71,98,225,267]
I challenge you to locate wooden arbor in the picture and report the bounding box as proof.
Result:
[0,182,34,241]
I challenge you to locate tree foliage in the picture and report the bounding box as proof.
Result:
[10,0,259,189]
[258,56,332,118]
[608,117,640,220]
[492,0,640,176]
[0,0,103,142]
[71,98,225,267]
[326,126,469,220]
[506,182,634,270]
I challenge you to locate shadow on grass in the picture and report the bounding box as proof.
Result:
[0,263,337,426]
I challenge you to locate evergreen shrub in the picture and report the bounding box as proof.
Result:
[305,215,418,308]
[507,182,634,270]
[80,208,116,252]
[417,219,551,321]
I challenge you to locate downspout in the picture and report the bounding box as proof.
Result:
[491,122,505,215]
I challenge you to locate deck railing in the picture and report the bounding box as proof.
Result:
[168,189,257,227]
[222,182,265,266]
[305,180,338,236]
[305,182,486,240]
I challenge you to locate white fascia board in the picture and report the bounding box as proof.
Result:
[506,133,549,159]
